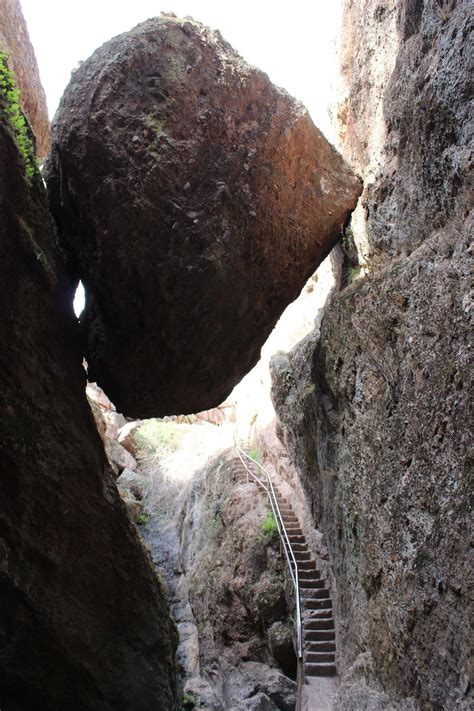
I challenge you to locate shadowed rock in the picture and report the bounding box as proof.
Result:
[46,15,361,418]
[0,88,177,711]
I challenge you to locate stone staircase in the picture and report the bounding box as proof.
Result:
[273,490,337,682]
[232,456,337,684]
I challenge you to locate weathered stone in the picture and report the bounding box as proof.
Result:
[335,0,473,263]
[272,2,473,707]
[46,15,361,418]
[267,621,296,678]
[103,409,127,440]
[118,420,142,456]
[0,0,50,160]
[104,436,137,475]
[0,88,177,710]
[122,496,144,523]
[117,467,149,500]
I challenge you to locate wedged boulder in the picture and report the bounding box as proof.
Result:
[0,84,177,708]
[46,15,361,418]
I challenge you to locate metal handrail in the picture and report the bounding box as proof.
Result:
[234,438,302,659]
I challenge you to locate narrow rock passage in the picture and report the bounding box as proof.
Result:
[234,451,339,710]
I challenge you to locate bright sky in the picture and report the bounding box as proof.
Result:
[21,0,342,140]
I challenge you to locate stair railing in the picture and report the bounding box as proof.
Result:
[234,437,302,659]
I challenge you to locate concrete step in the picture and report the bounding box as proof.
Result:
[299,573,323,584]
[302,590,331,602]
[304,629,335,642]
[291,542,309,552]
[305,651,335,664]
[300,596,332,610]
[305,607,334,619]
[305,640,336,653]
[298,560,317,571]
[305,617,334,631]
[305,663,337,677]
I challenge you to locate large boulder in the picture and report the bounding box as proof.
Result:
[46,15,361,418]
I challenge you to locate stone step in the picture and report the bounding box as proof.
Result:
[287,534,305,543]
[297,560,317,571]
[298,572,323,583]
[300,596,332,610]
[305,663,337,677]
[305,617,334,631]
[291,543,308,552]
[304,629,335,642]
[305,607,334,619]
[285,527,303,535]
[305,640,336,653]
[305,651,335,664]
[294,550,311,561]
[302,590,331,602]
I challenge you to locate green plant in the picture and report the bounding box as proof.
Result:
[261,511,279,542]
[134,419,179,464]
[182,691,199,709]
[249,447,259,462]
[0,51,38,183]
[136,513,150,525]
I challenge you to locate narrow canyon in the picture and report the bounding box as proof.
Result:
[0,1,471,710]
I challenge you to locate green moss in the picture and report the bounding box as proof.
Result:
[261,511,279,542]
[0,51,39,184]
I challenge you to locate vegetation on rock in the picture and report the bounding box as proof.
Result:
[0,50,38,183]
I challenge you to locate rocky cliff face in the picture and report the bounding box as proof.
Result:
[178,453,297,710]
[46,14,361,419]
[0,78,177,711]
[0,0,50,159]
[273,1,473,708]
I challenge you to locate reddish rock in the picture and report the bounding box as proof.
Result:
[46,15,361,418]
[0,0,50,160]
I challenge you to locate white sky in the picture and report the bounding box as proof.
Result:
[21,0,342,140]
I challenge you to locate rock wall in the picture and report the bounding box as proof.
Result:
[0,0,50,159]
[272,1,473,708]
[0,85,177,710]
[178,454,297,710]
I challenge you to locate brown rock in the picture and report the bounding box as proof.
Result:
[104,436,137,475]
[0,94,177,709]
[0,0,50,160]
[272,2,473,707]
[118,420,142,456]
[46,15,361,418]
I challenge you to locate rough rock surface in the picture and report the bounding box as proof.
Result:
[335,0,473,264]
[0,97,177,709]
[272,2,473,708]
[178,454,297,708]
[46,14,361,418]
[0,0,50,159]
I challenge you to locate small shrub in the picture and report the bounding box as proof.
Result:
[135,419,179,463]
[182,691,199,709]
[0,50,38,183]
[249,447,259,462]
[261,511,279,542]
[136,513,149,526]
